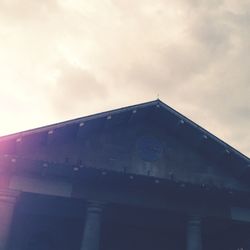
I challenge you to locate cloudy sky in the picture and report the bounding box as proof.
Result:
[0,0,249,156]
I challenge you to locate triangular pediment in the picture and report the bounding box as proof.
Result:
[0,100,249,192]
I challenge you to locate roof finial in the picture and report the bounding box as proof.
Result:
[156,93,160,100]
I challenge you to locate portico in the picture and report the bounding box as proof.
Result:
[5,189,250,250]
[0,100,249,250]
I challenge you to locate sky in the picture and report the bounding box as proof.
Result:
[0,0,249,156]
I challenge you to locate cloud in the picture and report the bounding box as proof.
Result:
[0,0,249,156]
[49,62,108,116]
[0,0,59,15]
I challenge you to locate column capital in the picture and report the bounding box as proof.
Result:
[0,189,20,204]
[187,215,202,224]
[186,215,202,250]
[86,200,106,213]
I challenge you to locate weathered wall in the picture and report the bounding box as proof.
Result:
[13,118,247,192]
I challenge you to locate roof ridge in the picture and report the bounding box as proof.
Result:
[0,99,159,141]
[158,100,249,161]
[0,99,248,161]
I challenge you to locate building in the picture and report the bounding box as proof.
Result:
[0,99,249,250]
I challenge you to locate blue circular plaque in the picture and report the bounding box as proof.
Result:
[136,136,163,162]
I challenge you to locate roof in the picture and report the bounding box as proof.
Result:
[0,99,249,166]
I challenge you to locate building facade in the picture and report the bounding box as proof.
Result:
[0,100,249,250]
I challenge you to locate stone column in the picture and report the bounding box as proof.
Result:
[80,200,105,250]
[0,189,19,250]
[186,216,202,250]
